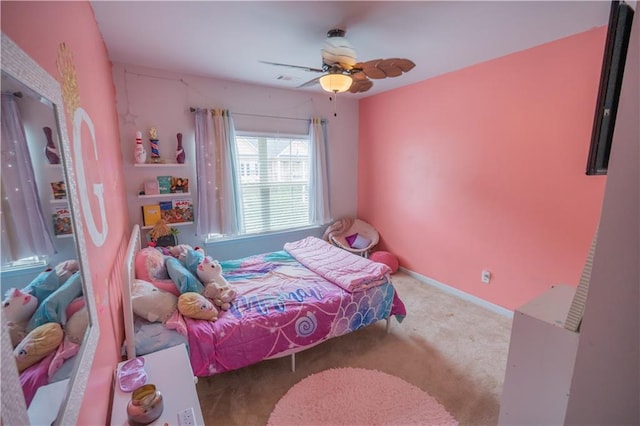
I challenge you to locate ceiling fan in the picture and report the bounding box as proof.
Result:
[261,29,416,94]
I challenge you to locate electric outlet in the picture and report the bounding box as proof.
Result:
[481,270,491,284]
[178,407,196,426]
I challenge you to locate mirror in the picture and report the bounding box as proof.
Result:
[1,33,99,425]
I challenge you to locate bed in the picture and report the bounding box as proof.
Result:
[122,225,406,377]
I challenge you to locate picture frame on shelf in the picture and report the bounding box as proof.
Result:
[52,206,73,235]
[50,181,67,199]
[170,177,189,193]
[144,180,160,196]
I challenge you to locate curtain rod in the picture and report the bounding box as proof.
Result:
[189,107,309,122]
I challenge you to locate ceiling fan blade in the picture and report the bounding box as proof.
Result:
[349,74,373,93]
[390,58,416,73]
[260,61,324,73]
[351,71,368,81]
[377,60,404,77]
[354,59,387,79]
[297,75,322,88]
[355,58,416,80]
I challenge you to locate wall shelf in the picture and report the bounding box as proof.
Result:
[50,199,68,204]
[134,162,186,168]
[141,221,193,230]
[137,192,191,199]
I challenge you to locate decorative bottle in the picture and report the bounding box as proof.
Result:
[175,133,185,164]
[134,131,147,164]
[43,126,60,164]
[149,127,161,163]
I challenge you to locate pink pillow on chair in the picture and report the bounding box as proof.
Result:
[345,233,372,249]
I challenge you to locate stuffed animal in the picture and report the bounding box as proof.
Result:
[132,279,178,323]
[65,306,89,344]
[54,259,80,284]
[3,288,38,347]
[204,282,237,311]
[14,322,64,372]
[197,257,237,311]
[177,292,218,321]
[3,288,38,323]
[168,244,191,262]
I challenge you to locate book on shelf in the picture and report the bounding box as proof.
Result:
[50,181,67,199]
[143,180,160,195]
[157,176,172,194]
[170,177,189,193]
[159,200,174,223]
[172,198,194,223]
[157,198,194,224]
[52,206,73,235]
[141,204,161,227]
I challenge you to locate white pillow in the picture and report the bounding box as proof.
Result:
[131,279,178,323]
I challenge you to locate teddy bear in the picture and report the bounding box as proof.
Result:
[196,257,237,311]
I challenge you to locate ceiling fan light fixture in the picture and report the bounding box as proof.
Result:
[319,73,352,93]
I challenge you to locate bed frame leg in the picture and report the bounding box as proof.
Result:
[291,353,296,372]
[386,316,391,333]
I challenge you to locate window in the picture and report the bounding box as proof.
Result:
[235,133,310,235]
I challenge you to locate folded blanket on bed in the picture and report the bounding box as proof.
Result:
[284,236,391,292]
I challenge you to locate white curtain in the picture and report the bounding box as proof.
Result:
[194,108,220,236]
[194,108,241,236]
[1,93,56,264]
[308,118,332,225]
[212,109,242,236]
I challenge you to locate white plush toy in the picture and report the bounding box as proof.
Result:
[196,257,237,311]
[2,288,38,347]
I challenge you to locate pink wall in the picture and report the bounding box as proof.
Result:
[2,2,128,424]
[358,28,607,310]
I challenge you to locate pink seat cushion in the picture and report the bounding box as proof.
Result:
[370,251,399,274]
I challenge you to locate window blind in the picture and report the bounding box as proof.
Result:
[235,134,310,235]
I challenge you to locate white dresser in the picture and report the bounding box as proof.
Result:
[498,284,579,425]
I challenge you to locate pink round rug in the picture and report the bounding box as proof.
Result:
[268,368,458,425]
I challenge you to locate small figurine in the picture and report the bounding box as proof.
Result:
[175,132,185,164]
[134,131,147,164]
[149,127,161,162]
[43,126,60,164]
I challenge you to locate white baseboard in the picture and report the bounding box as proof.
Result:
[399,267,514,318]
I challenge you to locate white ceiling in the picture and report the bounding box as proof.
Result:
[90,1,611,98]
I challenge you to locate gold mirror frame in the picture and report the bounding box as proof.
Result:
[0,33,100,425]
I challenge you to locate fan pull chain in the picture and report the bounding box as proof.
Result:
[330,94,338,117]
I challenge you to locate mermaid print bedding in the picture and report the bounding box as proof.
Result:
[173,249,406,377]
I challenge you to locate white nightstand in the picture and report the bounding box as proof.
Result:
[110,344,204,426]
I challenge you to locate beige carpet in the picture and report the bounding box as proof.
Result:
[196,271,513,426]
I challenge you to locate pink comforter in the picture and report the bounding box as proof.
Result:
[284,236,391,292]
[172,250,405,377]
